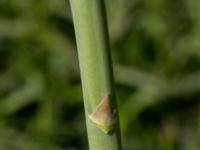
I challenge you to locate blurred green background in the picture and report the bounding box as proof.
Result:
[1,0,200,149]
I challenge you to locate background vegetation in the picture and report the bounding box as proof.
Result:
[1,0,200,149]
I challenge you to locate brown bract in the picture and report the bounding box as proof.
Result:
[88,95,117,134]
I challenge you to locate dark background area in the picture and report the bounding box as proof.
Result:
[1,0,200,149]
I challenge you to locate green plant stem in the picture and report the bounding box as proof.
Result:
[69,0,122,150]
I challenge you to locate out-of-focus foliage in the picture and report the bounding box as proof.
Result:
[1,0,200,149]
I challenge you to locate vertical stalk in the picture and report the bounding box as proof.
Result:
[69,0,122,150]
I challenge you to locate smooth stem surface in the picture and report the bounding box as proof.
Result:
[69,0,122,150]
